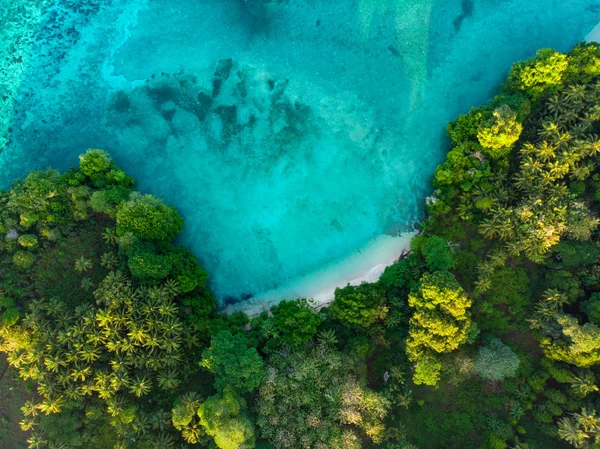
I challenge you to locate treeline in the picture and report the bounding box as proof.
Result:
[2,42,600,449]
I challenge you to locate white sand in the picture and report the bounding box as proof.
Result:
[223,231,416,316]
[586,22,600,42]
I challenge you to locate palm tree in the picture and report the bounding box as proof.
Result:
[575,408,599,433]
[564,84,587,104]
[557,416,588,448]
[81,277,93,291]
[38,395,65,415]
[27,432,47,449]
[129,375,152,397]
[19,417,37,431]
[21,401,39,417]
[317,329,338,346]
[162,279,180,299]
[102,227,118,246]
[569,371,599,397]
[536,140,556,162]
[547,95,569,115]
[74,256,93,273]
[157,369,180,391]
[152,432,176,449]
[100,252,119,270]
[151,409,172,431]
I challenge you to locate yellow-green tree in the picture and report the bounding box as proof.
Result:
[406,271,472,386]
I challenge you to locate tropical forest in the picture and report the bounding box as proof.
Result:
[3,1,600,449]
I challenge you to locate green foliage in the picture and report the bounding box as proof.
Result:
[447,107,490,145]
[507,48,569,98]
[406,271,472,385]
[552,240,599,269]
[79,149,112,181]
[411,235,456,271]
[565,42,600,84]
[581,293,600,325]
[12,250,37,269]
[168,246,208,292]
[127,244,172,279]
[17,233,38,249]
[197,388,256,449]
[542,314,600,367]
[270,298,320,349]
[331,282,388,329]
[477,105,523,158]
[1,308,20,327]
[172,392,205,444]
[116,192,183,242]
[473,339,520,381]
[201,330,266,394]
[412,353,442,387]
[256,346,389,448]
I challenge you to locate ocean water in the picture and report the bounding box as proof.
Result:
[1,0,599,303]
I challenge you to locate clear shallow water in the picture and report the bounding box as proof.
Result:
[1,0,599,302]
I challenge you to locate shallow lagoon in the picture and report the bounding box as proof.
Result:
[1,0,599,302]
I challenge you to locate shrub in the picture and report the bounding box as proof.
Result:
[477,105,522,158]
[411,235,456,271]
[127,245,172,280]
[1,309,20,327]
[553,240,599,269]
[507,48,569,98]
[201,331,266,394]
[331,283,388,329]
[116,192,183,241]
[565,42,600,83]
[17,234,38,249]
[473,339,520,381]
[271,299,320,350]
[79,149,112,180]
[168,247,208,293]
[447,107,490,144]
[12,251,37,270]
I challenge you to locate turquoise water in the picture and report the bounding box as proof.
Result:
[1,0,599,302]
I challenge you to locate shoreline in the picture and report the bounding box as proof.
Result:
[586,23,600,42]
[222,231,417,317]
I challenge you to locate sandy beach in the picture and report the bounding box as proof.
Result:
[223,231,416,316]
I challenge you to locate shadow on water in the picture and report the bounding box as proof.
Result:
[453,0,474,33]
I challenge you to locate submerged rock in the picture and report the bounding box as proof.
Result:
[212,58,234,98]
[196,91,212,121]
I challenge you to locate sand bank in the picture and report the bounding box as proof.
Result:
[223,231,417,316]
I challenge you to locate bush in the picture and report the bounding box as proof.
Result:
[201,331,266,394]
[17,234,38,249]
[411,235,456,271]
[447,107,490,144]
[473,339,520,381]
[331,283,388,329]
[507,48,568,98]
[116,192,183,241]
[1,308,20,327]
[552,240,599,269]
[565,42,600,84]
[477,105,522,158]
[127,244,172,279]
[271,299,320,350]
[12,251,37,270]
[79,149,112,180]
[168,247,208,293]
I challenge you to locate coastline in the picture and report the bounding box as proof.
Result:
[223,231,417,317]
[586,22,600,42]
